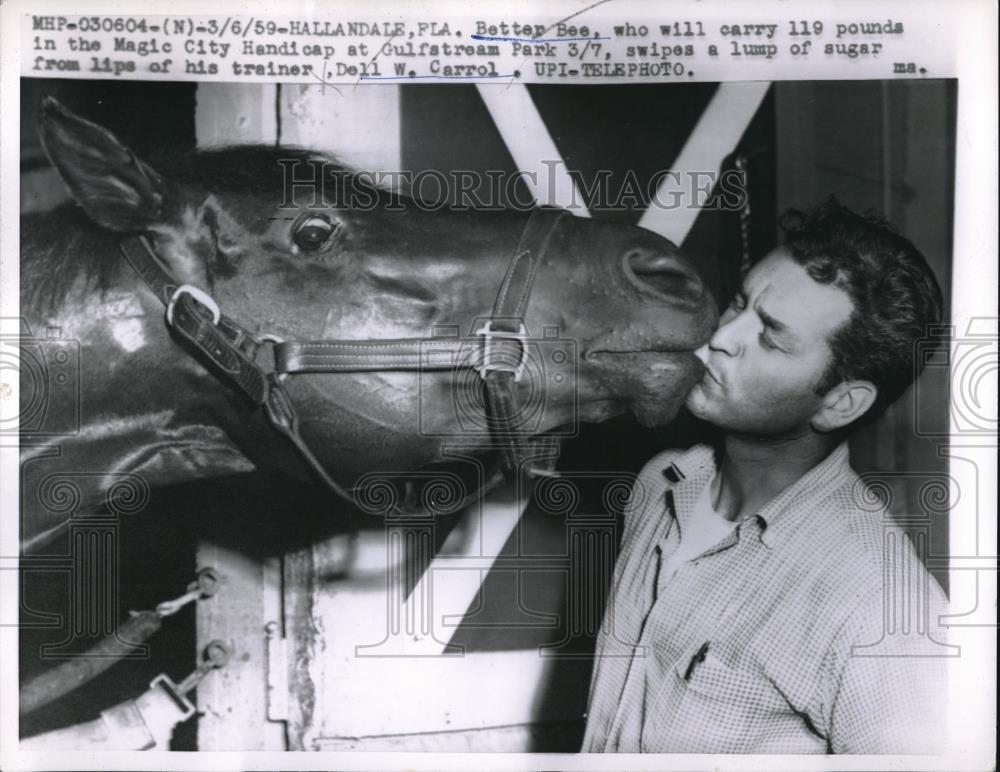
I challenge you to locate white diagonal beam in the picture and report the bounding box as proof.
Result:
[640,81,772,244]
[476,84,590,217]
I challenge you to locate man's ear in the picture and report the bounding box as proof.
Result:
[810,379,878,432]
[39,96,214,289]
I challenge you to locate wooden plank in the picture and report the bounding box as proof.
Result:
[300,647,589,743]
[194,544,284,750]
[278,84,400,176]
[20,168,69,213]
[195,83,278,146]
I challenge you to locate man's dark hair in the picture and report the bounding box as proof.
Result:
[778,197,944,421]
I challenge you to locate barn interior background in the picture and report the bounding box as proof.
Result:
[19,77,955,751]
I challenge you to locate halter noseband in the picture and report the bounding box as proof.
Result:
[119,207,569,510]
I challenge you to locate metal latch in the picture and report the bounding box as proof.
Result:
[149,638,231,721]
[264,621,288,722]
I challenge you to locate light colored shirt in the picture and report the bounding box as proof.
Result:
[657,474,735,586]
[582,442,951,754]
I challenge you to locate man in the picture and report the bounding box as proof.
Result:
[582,199,950,754]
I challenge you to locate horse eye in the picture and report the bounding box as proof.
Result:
[293,214,335,252]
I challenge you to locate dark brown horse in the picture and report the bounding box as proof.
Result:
[19,98,716,550]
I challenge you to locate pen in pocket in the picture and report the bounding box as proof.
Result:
[684,641,710,680]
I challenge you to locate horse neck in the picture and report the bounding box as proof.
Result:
[20,222,254,542]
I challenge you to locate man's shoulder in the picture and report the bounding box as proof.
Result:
[816,467,908,555]
[618,444,714,538]
[787,466,946,611]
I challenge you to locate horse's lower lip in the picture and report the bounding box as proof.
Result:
[585,349,704,370]
[587,349,696,358]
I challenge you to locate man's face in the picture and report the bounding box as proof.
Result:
[685,249,854,437]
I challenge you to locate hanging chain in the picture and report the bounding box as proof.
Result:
[734,153,752,276]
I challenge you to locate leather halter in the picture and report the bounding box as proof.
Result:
[119,207,568,510]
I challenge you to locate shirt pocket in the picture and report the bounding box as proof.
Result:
[641,647,789,753]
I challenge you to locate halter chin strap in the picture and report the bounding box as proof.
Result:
[119,207,568,506]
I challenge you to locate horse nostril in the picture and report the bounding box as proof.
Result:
[625,247,704,303]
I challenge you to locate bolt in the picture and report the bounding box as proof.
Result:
[203,639,230,669]
[196,566,220,597]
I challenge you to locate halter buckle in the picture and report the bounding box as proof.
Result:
[474,320,529,381]
[166,284,221,327]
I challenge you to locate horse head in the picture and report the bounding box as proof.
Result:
[20,98,716,546]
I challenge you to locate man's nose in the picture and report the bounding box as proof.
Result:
[707,312,744,357]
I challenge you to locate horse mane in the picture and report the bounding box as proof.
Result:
[21,207,121,318]
[21,145,404,317]
[156,145,403,205]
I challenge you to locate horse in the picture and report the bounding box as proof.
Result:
[19,97,717,551]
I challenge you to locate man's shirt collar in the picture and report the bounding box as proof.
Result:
[660,441,853,548]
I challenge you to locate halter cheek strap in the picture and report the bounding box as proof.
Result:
[120,236,353,500]
[481,206,567,476]
[119,207,568,506]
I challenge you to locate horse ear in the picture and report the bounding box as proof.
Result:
[39,96,186,233]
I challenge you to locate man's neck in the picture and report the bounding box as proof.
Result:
[712,431,840,522]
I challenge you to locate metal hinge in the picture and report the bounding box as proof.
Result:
[264,621,288,722]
